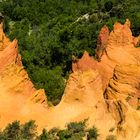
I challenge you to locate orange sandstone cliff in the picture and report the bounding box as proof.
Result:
[0,19,140,140]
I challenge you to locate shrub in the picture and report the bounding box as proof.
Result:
[2,120,20,140]
[87,126,99,140]
[38,129,49,140]
[20,120,37,140]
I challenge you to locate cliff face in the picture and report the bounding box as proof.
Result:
[71,19,140,139]
[0,24,48,130]
[0,19,140,139]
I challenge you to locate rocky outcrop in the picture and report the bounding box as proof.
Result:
[0,24,48,129]
[72,19,140,139]
[95,25,109,61]
[105,65,140,107]
[0,19,140,140]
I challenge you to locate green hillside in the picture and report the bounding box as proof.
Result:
[0,0,139,105]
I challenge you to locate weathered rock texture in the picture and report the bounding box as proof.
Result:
[0,19,140,140]
[0,21,48,131]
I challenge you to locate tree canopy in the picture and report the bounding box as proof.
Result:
[0,120,100,140]
[0,0,139,105]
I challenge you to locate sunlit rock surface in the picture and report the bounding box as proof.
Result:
[0,19,140,140]
[0,22,48,131]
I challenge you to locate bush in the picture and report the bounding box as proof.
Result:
[20,120,37,140]
[2,120,20,140]
[0,120,37,140]
[87,126,99,140]
[0,120,100,140]
[38,129,49,140]
[58,121,86,140]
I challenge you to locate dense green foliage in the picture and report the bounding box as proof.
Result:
[0,0,140,104]
[0,120,37,140]
[0,120,99,140]
[87,126,99,140]
[58,121,86,140]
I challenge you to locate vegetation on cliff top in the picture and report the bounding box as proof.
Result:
[0,0,140,105]
[0,120,100,140]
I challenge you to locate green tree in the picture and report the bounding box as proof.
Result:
[58,121,86,140]
[20,120,37,140]
[3,121,20,140]
[38,129,49,140]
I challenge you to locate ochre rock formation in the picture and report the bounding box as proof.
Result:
[95,25,109,61]
[0,24,48,130]
[0,19,140,140]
